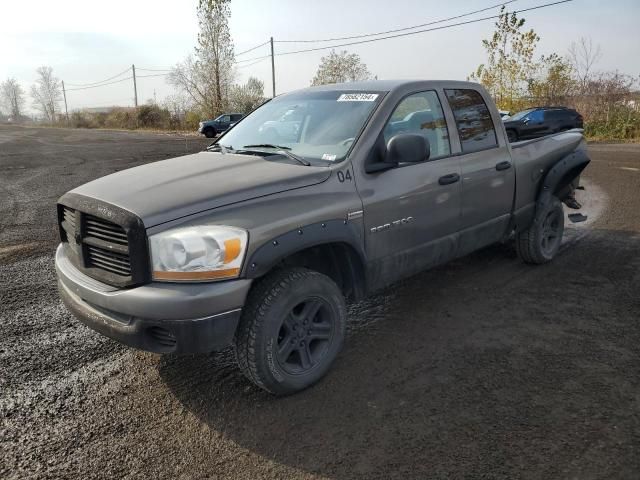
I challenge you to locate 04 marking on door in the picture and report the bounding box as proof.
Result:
[370,216,414,233]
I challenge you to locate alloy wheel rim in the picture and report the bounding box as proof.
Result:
[276,297,334,375]
[541,209,562,255]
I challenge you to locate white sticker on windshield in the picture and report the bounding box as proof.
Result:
[322,153,337,161]
[337,93,379,102]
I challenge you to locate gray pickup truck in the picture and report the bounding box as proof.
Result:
[55,80,589,395]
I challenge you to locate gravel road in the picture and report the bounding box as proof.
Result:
[1,126,639,479]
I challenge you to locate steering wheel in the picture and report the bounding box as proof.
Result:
[340,137,355,146]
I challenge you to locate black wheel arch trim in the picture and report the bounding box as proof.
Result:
[243,219,367,292]
[536,149,590,213]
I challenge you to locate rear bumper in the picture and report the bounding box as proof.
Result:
[55,244,251,353]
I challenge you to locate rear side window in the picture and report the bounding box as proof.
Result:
[445,89,498,153]
[545,110,563,120]
[383,90,451,159]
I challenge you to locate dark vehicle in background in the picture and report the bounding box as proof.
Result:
[503,107,583,142]
[199,113,244,138]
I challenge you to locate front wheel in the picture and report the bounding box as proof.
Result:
[516,196,565,264]
[203,127,216,138]
[234,267,346,395]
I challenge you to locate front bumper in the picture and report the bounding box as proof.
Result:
[55,244,252,354]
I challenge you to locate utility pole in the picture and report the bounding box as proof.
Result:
[270,37,276,97]
[61,80,70,126]
[132,64,138,107]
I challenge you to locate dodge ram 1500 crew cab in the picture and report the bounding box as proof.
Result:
[56,80,590,395]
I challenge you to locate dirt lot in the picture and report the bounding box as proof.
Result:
[1,125,639,479]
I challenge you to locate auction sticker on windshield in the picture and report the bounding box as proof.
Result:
[337,93,379,102]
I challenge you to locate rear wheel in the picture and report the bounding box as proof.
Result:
[506,129,518,143]
[234,267,346,395]
[516,196,565,264]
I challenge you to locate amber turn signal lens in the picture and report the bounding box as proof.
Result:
[153,268,240,281]
[223,238,242,264]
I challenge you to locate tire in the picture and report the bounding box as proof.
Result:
[506,129,518,143]
[234,267,346,395]
[203,127,216,138]
[516,196,565,264]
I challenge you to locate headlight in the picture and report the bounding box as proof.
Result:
[149,226,248,282]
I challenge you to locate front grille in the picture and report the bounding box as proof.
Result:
[58,196,150,288]
[86,245,132,276]
[85,215,128,245]
[63,207,76,232]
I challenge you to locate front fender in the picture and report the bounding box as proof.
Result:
[243,219,366,279]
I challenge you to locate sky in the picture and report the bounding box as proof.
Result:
[1,0,639,115]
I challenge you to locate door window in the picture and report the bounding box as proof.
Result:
[445,89,498,153]
[221,115,231,123]
[526,110,544,122]
[383,90,450,159]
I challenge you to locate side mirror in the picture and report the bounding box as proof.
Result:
[365,133,430,173]
[386,133,430,165]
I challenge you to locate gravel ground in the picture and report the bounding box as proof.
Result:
[1,126,639,479]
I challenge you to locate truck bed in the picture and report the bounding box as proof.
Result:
[510,129,586,212]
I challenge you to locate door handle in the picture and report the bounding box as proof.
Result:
[438,173,460,185]
[496,161,512,171]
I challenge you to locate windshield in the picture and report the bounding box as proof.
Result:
[508,108,536,121]
[216,90,383,164]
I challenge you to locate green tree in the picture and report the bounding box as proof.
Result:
[528,54,575,106]
[311,50,371,86]
[168,0,235,118]
[470,6,539,111]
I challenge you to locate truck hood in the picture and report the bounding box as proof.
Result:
[69,151,331,227]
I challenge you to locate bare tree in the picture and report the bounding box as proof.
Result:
[311,50,371,86]
[31,66,62,122]
[229,77,265,113]
[168,0,235,118]
[568,37,601,94]
[162,92,193,120]
[1,78,26,120]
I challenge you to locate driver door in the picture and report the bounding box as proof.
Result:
[355,90,462,290]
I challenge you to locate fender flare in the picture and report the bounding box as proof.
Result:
[536,149,590,213]
[243,219,366,281]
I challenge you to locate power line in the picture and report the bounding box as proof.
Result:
[276,0,519,43]
[137,73,170,78]
[235,53,272,64]
[137,67,172,72]
[65,67,131,87]
[236,57,270,69]
[65,76,133,91]
[275,0,573,57]
[236,40,270,56]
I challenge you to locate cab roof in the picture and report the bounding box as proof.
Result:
[302,79,482,93]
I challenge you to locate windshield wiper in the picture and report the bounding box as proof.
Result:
[207,143,233,154]
[240,144,311,166]
[242,143,292,150]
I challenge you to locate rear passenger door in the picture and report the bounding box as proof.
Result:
[444,88,515,255]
